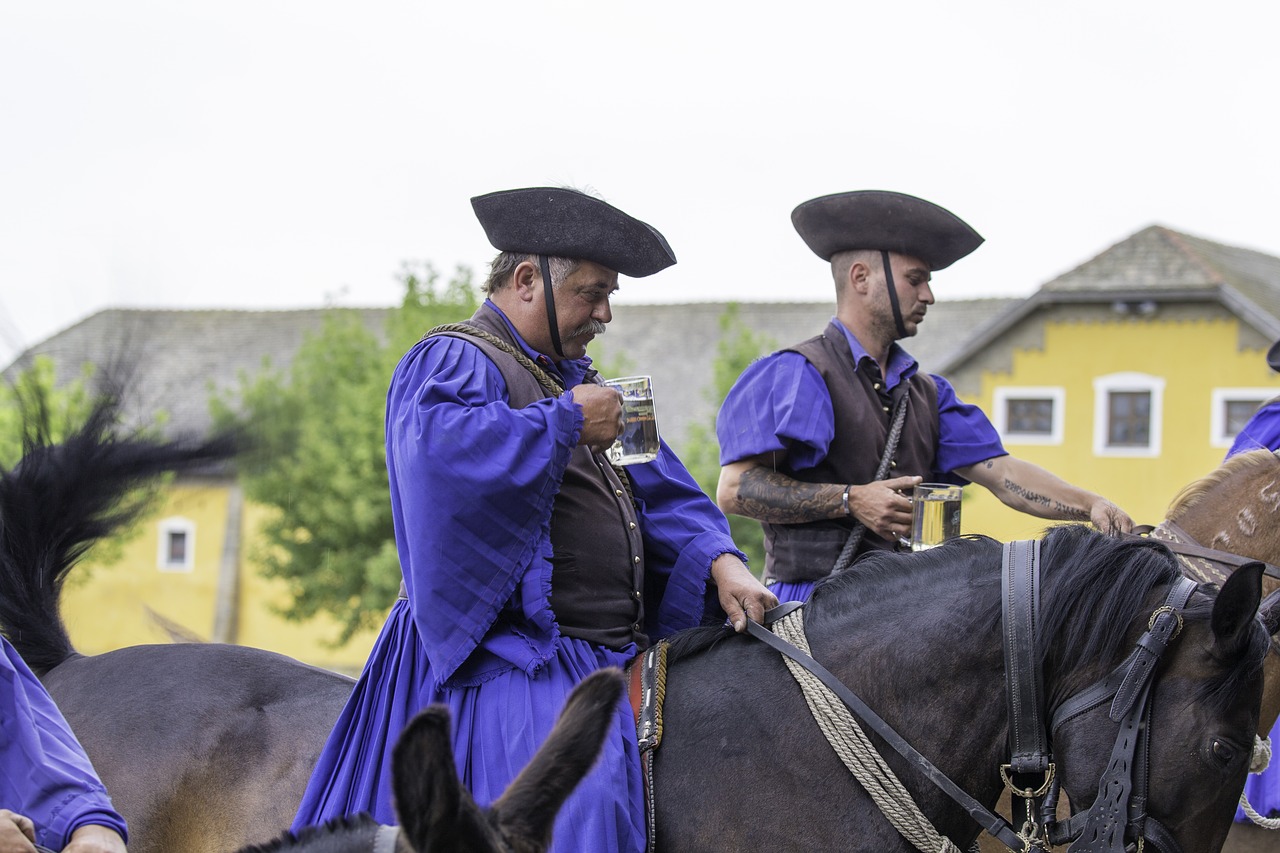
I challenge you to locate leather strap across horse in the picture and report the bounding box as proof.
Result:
[748,543,1199,852]
[745,605,1030,850]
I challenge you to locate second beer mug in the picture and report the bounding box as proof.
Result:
[910,483,962,551]
[603,375,660,465]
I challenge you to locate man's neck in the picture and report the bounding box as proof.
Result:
[836,310,892,369]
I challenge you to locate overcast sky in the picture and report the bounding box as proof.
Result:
[2,1,1278,364]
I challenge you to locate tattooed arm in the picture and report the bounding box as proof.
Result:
[717,452,920,537]
[955,455,1133,535]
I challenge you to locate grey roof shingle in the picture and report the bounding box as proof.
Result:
[5,298,1017,454]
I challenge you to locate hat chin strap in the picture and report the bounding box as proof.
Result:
[540,255,566,359]
[881,250,907,339]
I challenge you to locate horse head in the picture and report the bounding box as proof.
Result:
[1041,530,1268,853]
[392,667,625,853]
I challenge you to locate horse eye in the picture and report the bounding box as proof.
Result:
[1211,739,1237,765]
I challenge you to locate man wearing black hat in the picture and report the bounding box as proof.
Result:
[293,187,775,853]
[716,190,1132,601]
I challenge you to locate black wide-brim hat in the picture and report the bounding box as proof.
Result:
[471,187,676,278]
[1268,339,1280,372]
[791,190,983,270]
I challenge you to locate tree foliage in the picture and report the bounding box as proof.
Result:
[1,357,156,569]
[677,304,775,573]
[212,263,479,642]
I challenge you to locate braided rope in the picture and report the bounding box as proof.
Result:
[773,609,962,852]
[1240,736,1280,829]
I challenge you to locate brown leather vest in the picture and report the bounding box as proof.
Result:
[763,320,941,582]
[435,305,648,650]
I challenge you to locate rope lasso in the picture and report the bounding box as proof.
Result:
[1240,736,1280,830]
[773,608,962,852]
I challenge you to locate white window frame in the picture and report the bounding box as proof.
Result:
[1093,372,1164,458]
[157,517,195,572]
[1210,387,1277,449]
[992,386,1066,446]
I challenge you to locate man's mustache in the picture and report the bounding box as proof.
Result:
[565,320,607,338]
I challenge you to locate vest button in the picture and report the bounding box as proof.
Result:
[890,460,897,468]
[634,555,641,564]
[629,522,637,530]
[615,489,624,497]
[882,405,890,413]
[873,382,882,390]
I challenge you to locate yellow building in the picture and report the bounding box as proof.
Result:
[939,225,1280,541]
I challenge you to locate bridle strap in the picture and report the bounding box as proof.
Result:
[1046,576,1196,853]
[1002,540,1051,845]
[1003,540,1050,773]
[1129,524,1280,580]
[748,609,1028,850]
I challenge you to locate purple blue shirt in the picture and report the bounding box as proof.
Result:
[1,637,127,850]
[718,317,1006,476]
[1228,400,1280,459]
[295,301,740,851]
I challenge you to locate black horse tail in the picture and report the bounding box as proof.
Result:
[0,394,240,675]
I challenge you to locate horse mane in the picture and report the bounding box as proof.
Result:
[1165,448,1277,522]
[0,390,239,674]
[807,526,1267,712]
[233,814,383,853]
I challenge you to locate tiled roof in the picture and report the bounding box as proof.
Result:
[4,298,1016,453]
[4,308,391,439]
[940,225,1280,373]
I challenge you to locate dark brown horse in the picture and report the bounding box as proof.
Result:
[235,668,624,853]
[2,416,1277,852]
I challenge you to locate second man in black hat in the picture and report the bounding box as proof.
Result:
[716,190,1134,600]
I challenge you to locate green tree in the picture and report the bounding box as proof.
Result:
[0,357,94,467]
[1,357,157,569]
[213,262,479,643]
[679,304,775,574]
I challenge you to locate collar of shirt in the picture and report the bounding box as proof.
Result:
[830,316,919,390]
[484,299,594,388]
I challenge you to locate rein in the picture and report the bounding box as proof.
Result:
[1131,521,1280,582]
[748,542,1199,852]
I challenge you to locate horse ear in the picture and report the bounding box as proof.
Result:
[1212,563,1264,658]
[392,705,494,853]
[1259,587,1280,638]
[489,668,626,848]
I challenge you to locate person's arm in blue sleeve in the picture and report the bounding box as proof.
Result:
[716,352,919,540]
[628,442,776,633]
[0,639,127,853]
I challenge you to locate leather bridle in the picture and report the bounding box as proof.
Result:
[748,540,1202,851]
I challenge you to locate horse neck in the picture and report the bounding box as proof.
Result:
[1168,460,1280,587]
[805,558,1009,810]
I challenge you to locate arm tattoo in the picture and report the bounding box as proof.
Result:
[736,467,843,524]
[1003,478,1090,520]
[1003,478,1051,507]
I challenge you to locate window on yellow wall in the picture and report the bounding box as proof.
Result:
[1210,388,1277,449]
[1093,373,1164,457]
[157,517,195,572]
[992,386,1065,445]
